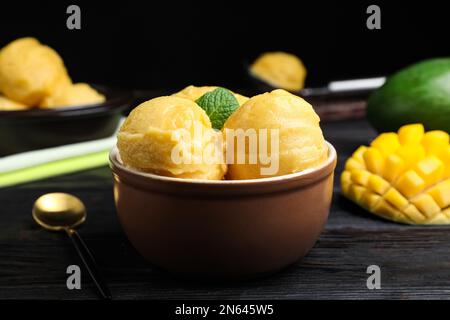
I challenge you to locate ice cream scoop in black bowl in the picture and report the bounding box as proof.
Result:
[0,84,132,156]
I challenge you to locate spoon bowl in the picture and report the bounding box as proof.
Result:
[32,193,86,231]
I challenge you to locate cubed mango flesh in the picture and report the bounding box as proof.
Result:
[438,146,450,177]
[345,158,365,171]
[363,147,384,175]
[427,179,450,208]
[371,132,400,157]
[383,154,405,182]
[367,174,390,195]
[411,194,441,218]
[395,170,425,198]
[361,191,381,210]
[351,169,371,186]
[348,184,366,202]
[384,188,409,210]
[414,156,444,186]
[422,130,449,156]
[341,123,450,225]
[396,144,426,168]
[352,146,368,163]
[398,123,424,145]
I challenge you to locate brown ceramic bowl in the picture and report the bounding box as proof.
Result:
[110,142,337,279]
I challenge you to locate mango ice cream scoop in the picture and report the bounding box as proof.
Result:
[40,83,105,108]
[250,52,307,92]
[117,96,227,180]
[0,37,71,106]
[0,95,28,111]
[223,89,328,179]
[172,85,249,106]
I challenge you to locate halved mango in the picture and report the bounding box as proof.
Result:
[341,123,450,225]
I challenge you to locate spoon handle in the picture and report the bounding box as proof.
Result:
[66,228,112,300]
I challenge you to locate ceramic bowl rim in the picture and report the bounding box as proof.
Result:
[109,141,336,186]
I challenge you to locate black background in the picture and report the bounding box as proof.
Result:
[0,1,448,91]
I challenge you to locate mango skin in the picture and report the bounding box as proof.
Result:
[367,58,450,133]
[0,37,71,106]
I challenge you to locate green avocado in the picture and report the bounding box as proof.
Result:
[367,58,450,133]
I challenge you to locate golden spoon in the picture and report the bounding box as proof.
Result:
[32,193,112,299]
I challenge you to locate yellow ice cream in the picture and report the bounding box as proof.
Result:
[117,96,227,180]
[223,89,327,179]
[250,52,307,92]
[172,85,249,106]
[40,83,105,108]
[0,95,29,111]
[0,37,71,106]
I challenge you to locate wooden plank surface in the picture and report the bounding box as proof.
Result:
[1,119,450,300]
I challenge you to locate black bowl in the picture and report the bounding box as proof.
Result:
[0,84,132,156]
[244,58,373,100]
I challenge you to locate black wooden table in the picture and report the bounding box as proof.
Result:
[1,119,450,300]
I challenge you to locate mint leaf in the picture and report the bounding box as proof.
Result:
[196,87,239,130]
